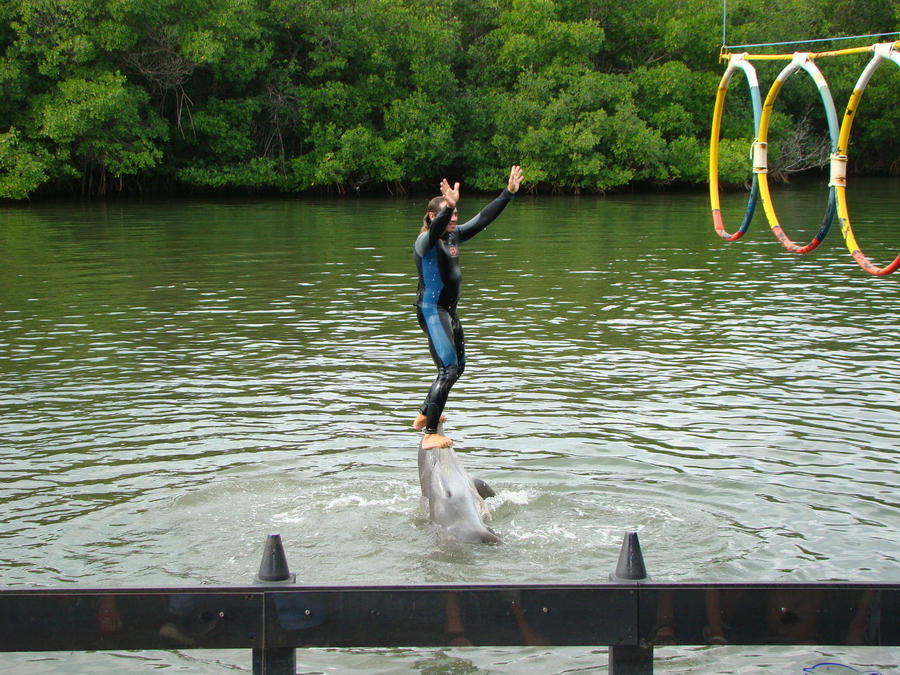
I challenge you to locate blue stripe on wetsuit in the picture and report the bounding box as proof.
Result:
[419,250,458,368]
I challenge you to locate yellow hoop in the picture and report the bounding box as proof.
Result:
[754,53,839,254]
[835,43,900,275]
[710,54,762,242]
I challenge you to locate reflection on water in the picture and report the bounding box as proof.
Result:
[1,181,898,671]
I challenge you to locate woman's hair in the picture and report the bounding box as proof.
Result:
[421,195,446,232]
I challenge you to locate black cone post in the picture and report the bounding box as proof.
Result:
[256,533,292,582]
[253,534,296,674]
[611,531,648,581]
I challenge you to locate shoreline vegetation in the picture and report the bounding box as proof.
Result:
[1,0,898,201]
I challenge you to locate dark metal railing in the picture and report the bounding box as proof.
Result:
[1,533,896,674]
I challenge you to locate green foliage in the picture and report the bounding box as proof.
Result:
[717,137,755,186]
[37,70,167,180]
[479,0,603,88]
[666,136,709,183]
[0,0,897,199]
[631,62,716,140]
[12,0,100,79]
[384,90,455,183]
[189,96,261,162]
[0,128,50,199]
[177,156,280,189]
[498,70,668,191]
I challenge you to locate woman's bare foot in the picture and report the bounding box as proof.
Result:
[422,433,452,449]
[413,413,446,430]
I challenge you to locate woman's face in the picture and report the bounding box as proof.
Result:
[436,200,458,232]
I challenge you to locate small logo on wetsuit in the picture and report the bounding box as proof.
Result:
[449,245,458,256]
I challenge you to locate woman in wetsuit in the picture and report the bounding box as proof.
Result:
[413,165,524,449]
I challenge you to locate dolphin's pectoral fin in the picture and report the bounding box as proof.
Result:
[480,526,502,544]
[472,478,495,499]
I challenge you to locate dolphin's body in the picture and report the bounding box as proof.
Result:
[417,428,500,544]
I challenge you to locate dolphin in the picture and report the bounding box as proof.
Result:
[417,426,500,544]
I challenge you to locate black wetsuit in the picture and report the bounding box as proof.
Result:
[414,189,515,434]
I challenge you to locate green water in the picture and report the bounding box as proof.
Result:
[1,181,897,672]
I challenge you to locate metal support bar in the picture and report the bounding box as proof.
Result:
[609,531,653,673]
[610,644,654,674]
[253,534,296,675]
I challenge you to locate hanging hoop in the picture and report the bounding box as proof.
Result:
[709,54,763,242]
[754,53,840,254]
[834,42,900,275]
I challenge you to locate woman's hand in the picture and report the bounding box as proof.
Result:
[507,165,523,194]
[440,179,460,209]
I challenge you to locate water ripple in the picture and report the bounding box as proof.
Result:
[1,187,899,598]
